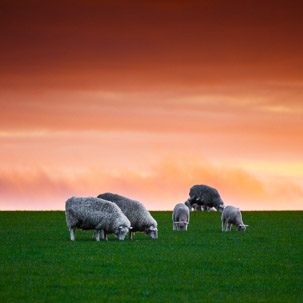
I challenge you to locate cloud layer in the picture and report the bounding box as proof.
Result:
[1,157,302,210]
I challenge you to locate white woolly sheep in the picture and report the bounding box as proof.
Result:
[172,203,190,231]
[221,205,248,232]
[97,193,158,239]
[65,196,131,241]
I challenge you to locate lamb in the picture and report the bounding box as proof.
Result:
[65,196,131,241]
[172,203,190,231]
[221,205,248,232]
[185,184,225,212]
[97,192,158,239]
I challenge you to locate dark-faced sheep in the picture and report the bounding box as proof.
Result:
[185,184,225,212]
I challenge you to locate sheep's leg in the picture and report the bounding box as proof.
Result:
[226,222,232,232]
[129,231,133,240]
[173,223,176,230]
[92,230,97,240]
[101,230,108,241]
[222,219,226,232]
[70,228,75,241]
[95,230,100,241]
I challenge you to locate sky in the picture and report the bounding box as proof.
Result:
[0,0,302,210]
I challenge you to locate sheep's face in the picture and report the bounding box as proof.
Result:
[145,226,158,239]
[236,224,247,232]
[178,222,188,231]
[185,201,192,211]
[217,204,225,213]
[116,226,129,241]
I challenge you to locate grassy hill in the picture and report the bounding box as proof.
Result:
[0,211,302,302]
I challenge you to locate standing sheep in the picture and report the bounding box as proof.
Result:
[65,196,131,241]
[185,184,225,212]
[97,193,158,239]
[172,203,190,231]
[221,205,248,232]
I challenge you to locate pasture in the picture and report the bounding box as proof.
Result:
[0,211,302,302]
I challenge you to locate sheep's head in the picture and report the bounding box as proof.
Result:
[177,221,189,231]
[217,204,225,213]
[116,225,130,241]
[145,225,158,239]
[236,224,248,232]
[184,200,192,211]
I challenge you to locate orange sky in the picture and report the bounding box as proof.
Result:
[0,0,302,210]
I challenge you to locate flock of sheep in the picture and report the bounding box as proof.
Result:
[65,184,248,241]
[176,184,248,232]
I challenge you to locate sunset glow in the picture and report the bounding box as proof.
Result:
[1,0,302,210]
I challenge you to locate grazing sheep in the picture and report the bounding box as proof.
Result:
[172,203,190,231]
[65,196,131,241]
[221,205,248,232]
[185,184,225,212]
[97,193,158,239]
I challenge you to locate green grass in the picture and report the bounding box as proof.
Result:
[0,211,302,303]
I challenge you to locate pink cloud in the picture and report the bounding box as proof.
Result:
[0,158,301,211]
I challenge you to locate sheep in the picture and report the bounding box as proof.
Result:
[172,203,190,231]
[221,205,248,232]
[185,184,225,212]
[65,196,131,241]
[97,192,158,239]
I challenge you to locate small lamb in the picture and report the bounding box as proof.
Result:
[172,203,190,231]
[221,205,248,232]
[97,192,158,239]
[65,196,131,241]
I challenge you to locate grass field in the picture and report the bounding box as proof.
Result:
[0,211,302,303]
